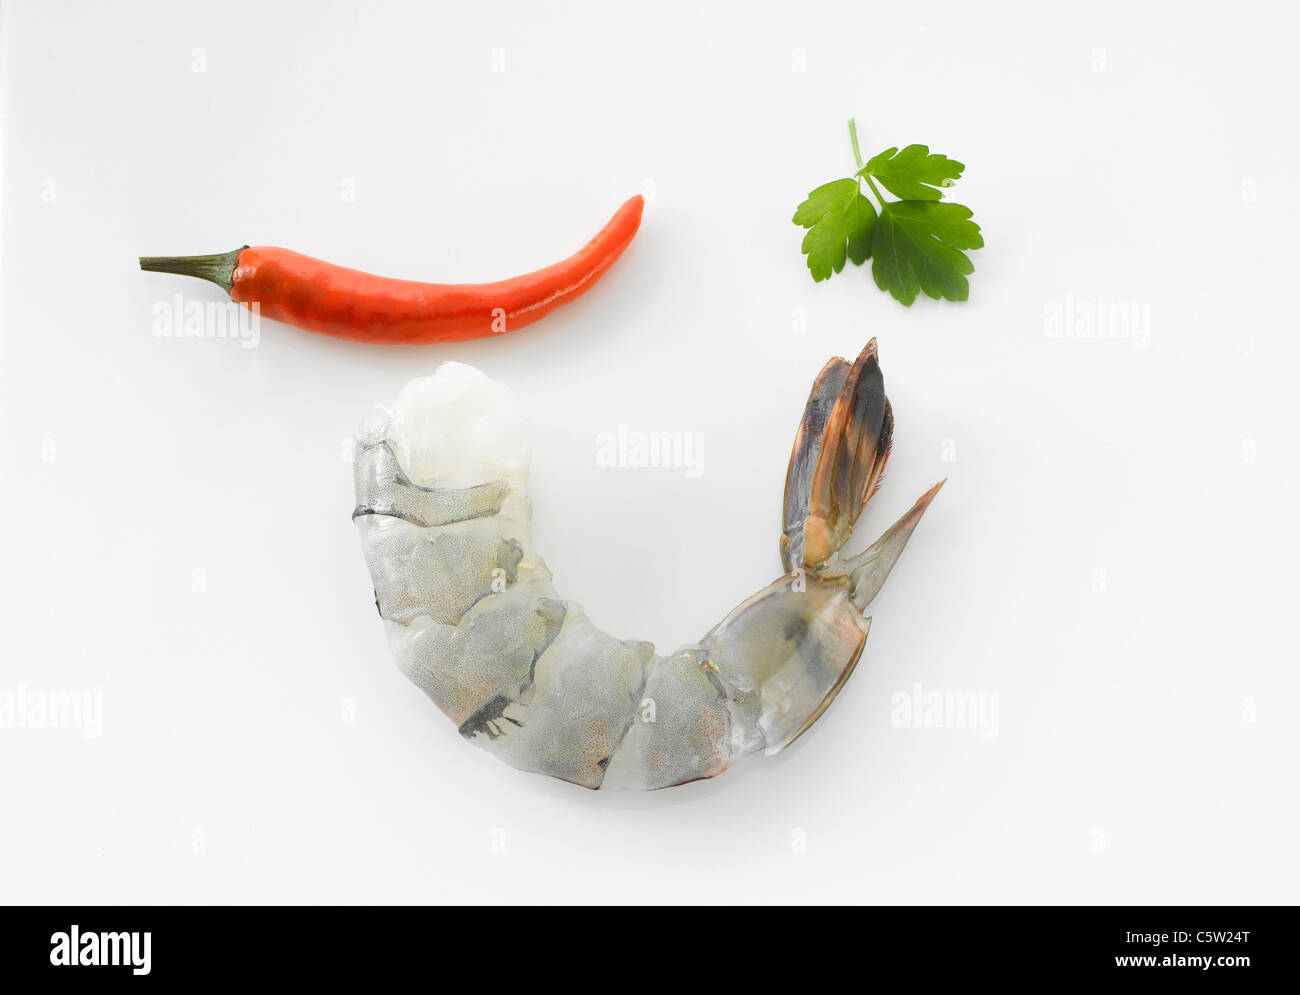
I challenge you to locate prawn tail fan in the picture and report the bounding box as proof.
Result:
[781,338,893,570]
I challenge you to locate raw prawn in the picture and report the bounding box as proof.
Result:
[352,340,943,789]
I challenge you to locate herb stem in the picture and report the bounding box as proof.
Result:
[861,173,887,207]
[848,118,865,170]
[849,118,887,209]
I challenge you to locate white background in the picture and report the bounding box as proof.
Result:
[2,0,1296,904]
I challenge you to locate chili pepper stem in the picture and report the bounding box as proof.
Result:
[139,247,247,294]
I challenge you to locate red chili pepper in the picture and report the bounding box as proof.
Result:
[140,195,643,345]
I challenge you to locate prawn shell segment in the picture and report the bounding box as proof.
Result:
[354,441,511,528]
[357,514,524,626]
[600,648,736,791]
[384,580,566,726]
[702,574,870,755]
[459,608,655,790]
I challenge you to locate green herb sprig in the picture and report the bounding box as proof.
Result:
[793,119,984,306]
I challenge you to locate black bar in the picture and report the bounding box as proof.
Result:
[0,907,1282,983]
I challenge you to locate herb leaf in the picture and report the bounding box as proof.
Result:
[861,145,964,202]
[870,201,984,306]
[792,120,984,306]
[792,179,878,282]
